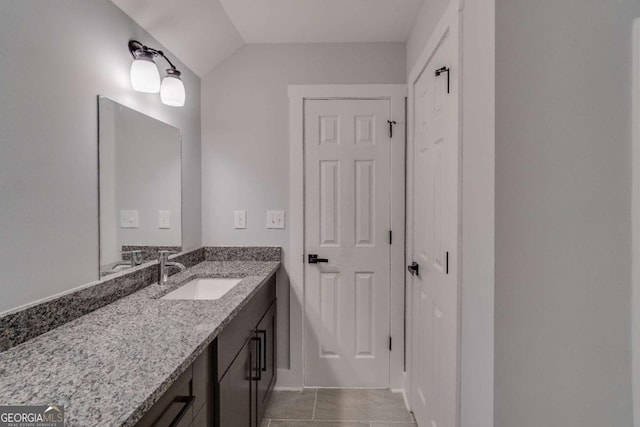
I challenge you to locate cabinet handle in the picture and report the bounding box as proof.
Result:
[257,329,267,372]
[168,395,195,427]
[250,337,262,381]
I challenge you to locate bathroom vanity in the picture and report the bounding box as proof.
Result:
[0,248,280,427]
[0,94,280,426]
[136,270,277,427]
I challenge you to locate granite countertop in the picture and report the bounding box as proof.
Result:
[0,260,279,427]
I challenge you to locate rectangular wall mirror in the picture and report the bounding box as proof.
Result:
[98,96,182,278]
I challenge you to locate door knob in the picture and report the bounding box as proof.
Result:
[308,254,329,264]
[407,262,419,276]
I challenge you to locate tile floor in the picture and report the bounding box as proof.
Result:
[261,388,417,427]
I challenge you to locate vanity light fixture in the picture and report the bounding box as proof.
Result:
[128,40,185,107]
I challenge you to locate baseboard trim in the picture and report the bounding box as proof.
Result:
[273,386,305,391]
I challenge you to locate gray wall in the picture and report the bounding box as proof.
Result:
[0,0,201,313]
[201,42,406,368]
[495,1,639,426]
[115,106,182,248]
[406,0,449,74]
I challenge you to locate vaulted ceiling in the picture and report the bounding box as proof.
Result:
[111,0,424,77]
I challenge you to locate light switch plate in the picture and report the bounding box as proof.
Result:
[266,210,285,229]
[158,210,171,229]
[120,210,139,228]
[234,210,247,229]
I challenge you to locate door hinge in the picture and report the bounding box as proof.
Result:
[389,230,393,245]
[435,66,451,94]
[446,251,449,274]
[388,336,392,351]
[387,120,397,138]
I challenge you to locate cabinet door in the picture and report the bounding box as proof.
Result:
[192,346,210,424]
[256,301,277,422]
[192,406,207,427]
[217,275,277,381]
[217,338,259,427]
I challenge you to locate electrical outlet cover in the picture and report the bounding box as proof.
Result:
[234,210,247,229]
[266,210,285,229]
[158,210,171,229]
[120,210,139,228]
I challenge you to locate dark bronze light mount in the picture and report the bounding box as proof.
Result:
[128,40,185,107]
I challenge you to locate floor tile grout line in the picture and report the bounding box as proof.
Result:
[266,388,415,425]
[269,417,414,423]
[312,387,318,420]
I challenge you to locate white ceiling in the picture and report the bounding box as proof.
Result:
[111,0,424,77]
[112,0,244,77]
[219,0,425,44]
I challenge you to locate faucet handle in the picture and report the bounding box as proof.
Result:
[130,250,143,265]
[122,250,144,266]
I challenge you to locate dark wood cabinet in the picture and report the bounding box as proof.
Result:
[192,345,211,427]
[192,407,207,427]
[136,346,209,427]
[136,272,276,427]
[216,300,277,427]
[214,273,277,427]
[217,339,254,427]
[255,302,276,423]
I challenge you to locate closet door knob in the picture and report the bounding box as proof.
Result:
[407,262,420,276]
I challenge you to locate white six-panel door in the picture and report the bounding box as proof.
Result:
[304,99,392,388]
[409,16,460,427]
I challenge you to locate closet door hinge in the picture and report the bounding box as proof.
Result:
[446,251,449,274]
[387,120,397,138]
[389,230,393,245]
[435,66,451,94]
[388,336,392,351]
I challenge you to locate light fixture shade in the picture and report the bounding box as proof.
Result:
[130,56,160,93]
[160,70,186,107]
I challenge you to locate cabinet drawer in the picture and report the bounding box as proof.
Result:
[135,367,194,427]
[135,348,209,427]
[216,273,276,380]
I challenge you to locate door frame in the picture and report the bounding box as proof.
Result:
[406,1,462,422]
[632,17,640,427]
[282,85,407,390]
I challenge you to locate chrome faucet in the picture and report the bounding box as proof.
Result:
[126,250,144,266]
[110,250,144,272]
[158,250,186,285]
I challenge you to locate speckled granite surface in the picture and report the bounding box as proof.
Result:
[204,246,281,261]
[0,260,279,427]
[121,245,182,261]
[0,248,205,352]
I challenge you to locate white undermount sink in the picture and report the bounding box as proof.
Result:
[161,278,241,300]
